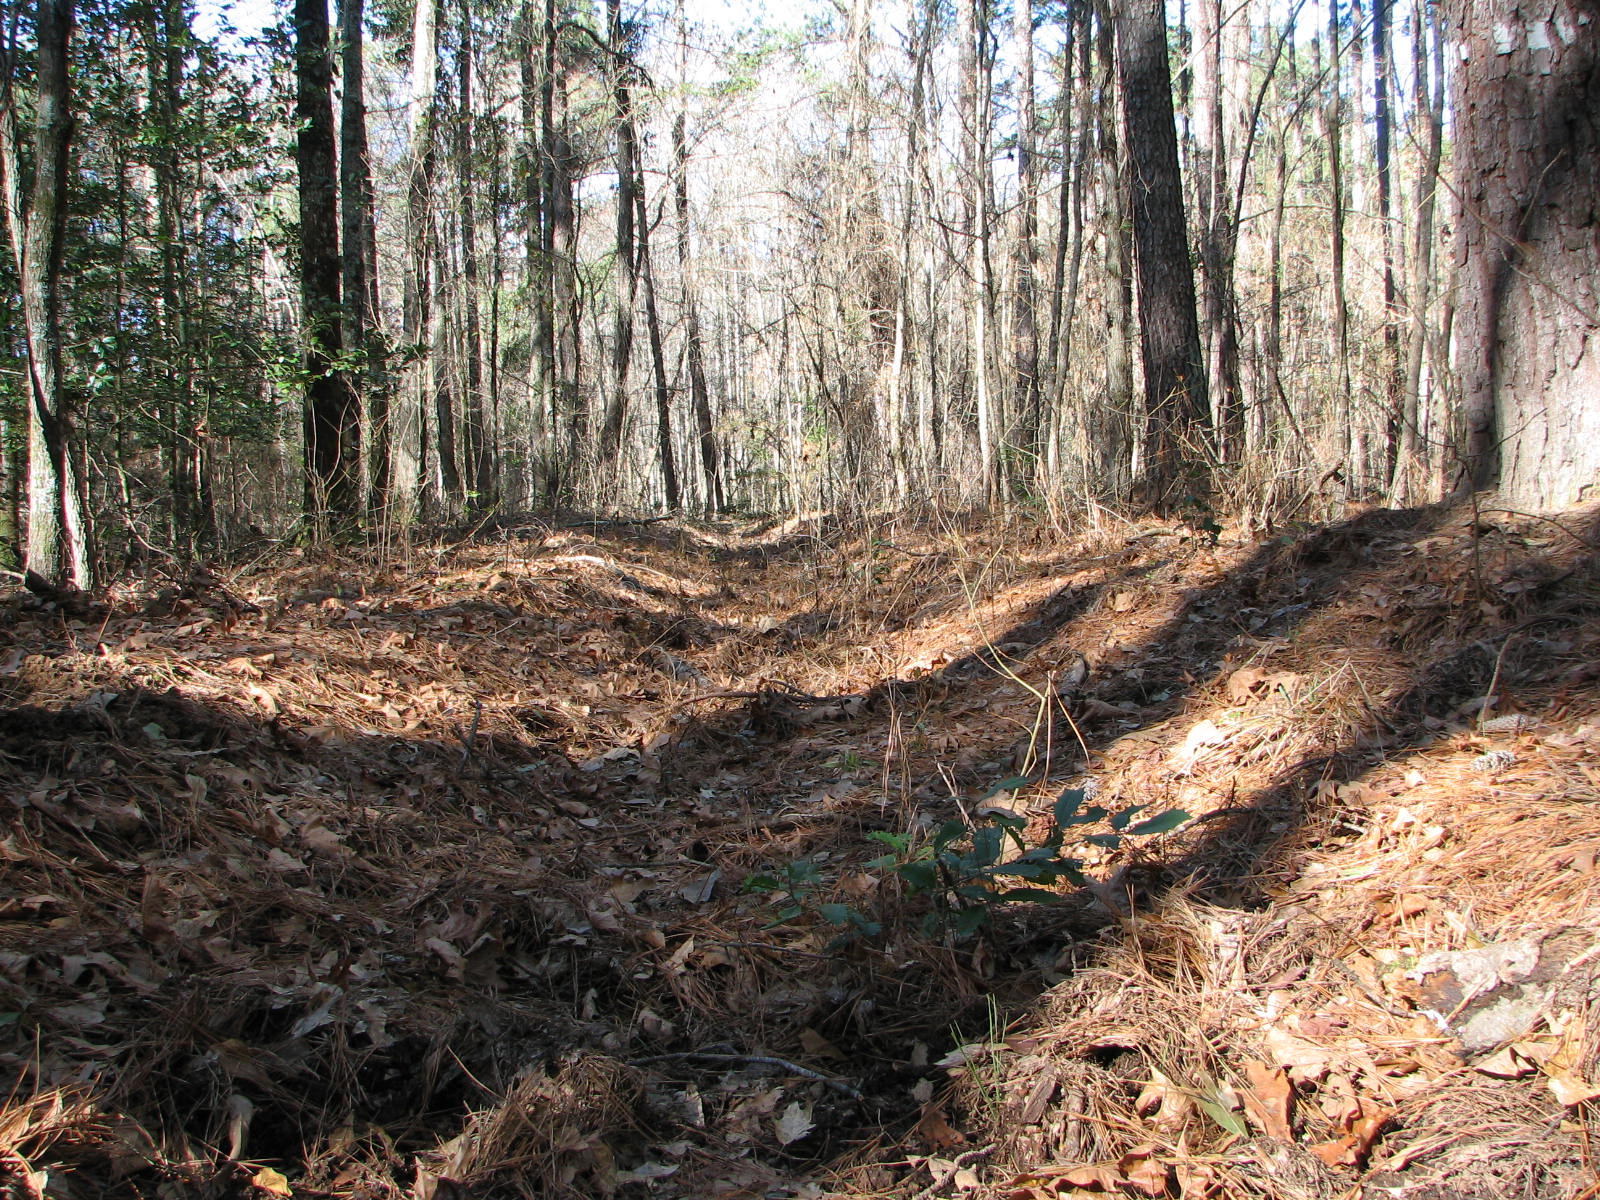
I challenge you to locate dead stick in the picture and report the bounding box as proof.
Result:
[455,699,483,773]
[628,1051,863,1101]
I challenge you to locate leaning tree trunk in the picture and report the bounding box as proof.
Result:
[1447,0,1600,506]
[1114,0,1211,509]
[2,0,88,585]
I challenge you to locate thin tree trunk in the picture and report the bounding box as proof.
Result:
[519,1,553,501]
[1009,0,1040,493]
[669,15,722,514]
[392,0,437,529]
[339,0,387,517]
[1394,0,1442,502]
[545,5,581,480]
[1326,0,1353,493]
[635,175,679,510]
[1372,0,1403,488]
[599,0,636,466]
[1098,6,1135,501]
[456,0,490,507]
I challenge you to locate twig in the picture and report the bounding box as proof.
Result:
[1478,613,1583,730]
[627,1051,863,1101]
[455,699,483,774]
[912,1142,998,1200]
[1476,508,1597,548]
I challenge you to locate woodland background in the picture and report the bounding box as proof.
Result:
[1,0,1597,583]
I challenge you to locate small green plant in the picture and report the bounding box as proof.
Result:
[745,780,1189,942]
[743,858,883,940]
[833,748,869,772]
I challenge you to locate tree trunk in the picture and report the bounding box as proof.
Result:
[295,0,358,536]
[598,0,637,467]
[670,79,722,512]
[1114,0,1211,508]
[1008,0,1040,493]
[1096,6,1135,501]
[1191,0,1241,461]
[339,0,387,518]
[545,6,581,481]
[1372,0,1402,487]
[2,0,86,584]
[1326,1,1354,493]
[1393,0,1442,503]
[1446,0,1600,506]
[143,0,204,544]
[456,0,491,507]
[519,1,553,502]
[392,0,437,529]
[634,171,679,510]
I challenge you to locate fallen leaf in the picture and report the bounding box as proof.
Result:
[1059,1163,1122,1189]
[251,1166,292,1196]
[914,1100,966,1150]
[774,1100,814,1145]
[1547,1069,1600,1106]
[800,1027,846,1061]
[1242,1061,1294,1141]
[1474,1045,1535,1079]
[1117,1145,1172,1197]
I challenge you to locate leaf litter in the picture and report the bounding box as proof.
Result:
[0,504,1597,1198]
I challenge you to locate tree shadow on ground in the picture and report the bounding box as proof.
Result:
[3,502,1596,1196]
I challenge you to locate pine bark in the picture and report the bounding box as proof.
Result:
[295,0,359,533]
[1447,0,1600,506]
[1114,0,1210,507]
[339,0,387,516]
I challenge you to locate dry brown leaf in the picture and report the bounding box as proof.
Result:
[1241,1061,1294,1142]
[1117,1146,1172,1197]
[1058,1163,1122,1190]
[914,1100,966,1151]
[800,1027,846,1061]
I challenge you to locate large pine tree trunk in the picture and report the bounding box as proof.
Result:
[1114,0,1211,508]
[295,0,359,535]
[1448,0,1600,507]
[339,0,387,518]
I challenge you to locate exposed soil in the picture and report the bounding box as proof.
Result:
[2,503,1598,1199]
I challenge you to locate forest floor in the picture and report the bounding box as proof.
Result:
[2,500,1599,1200]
